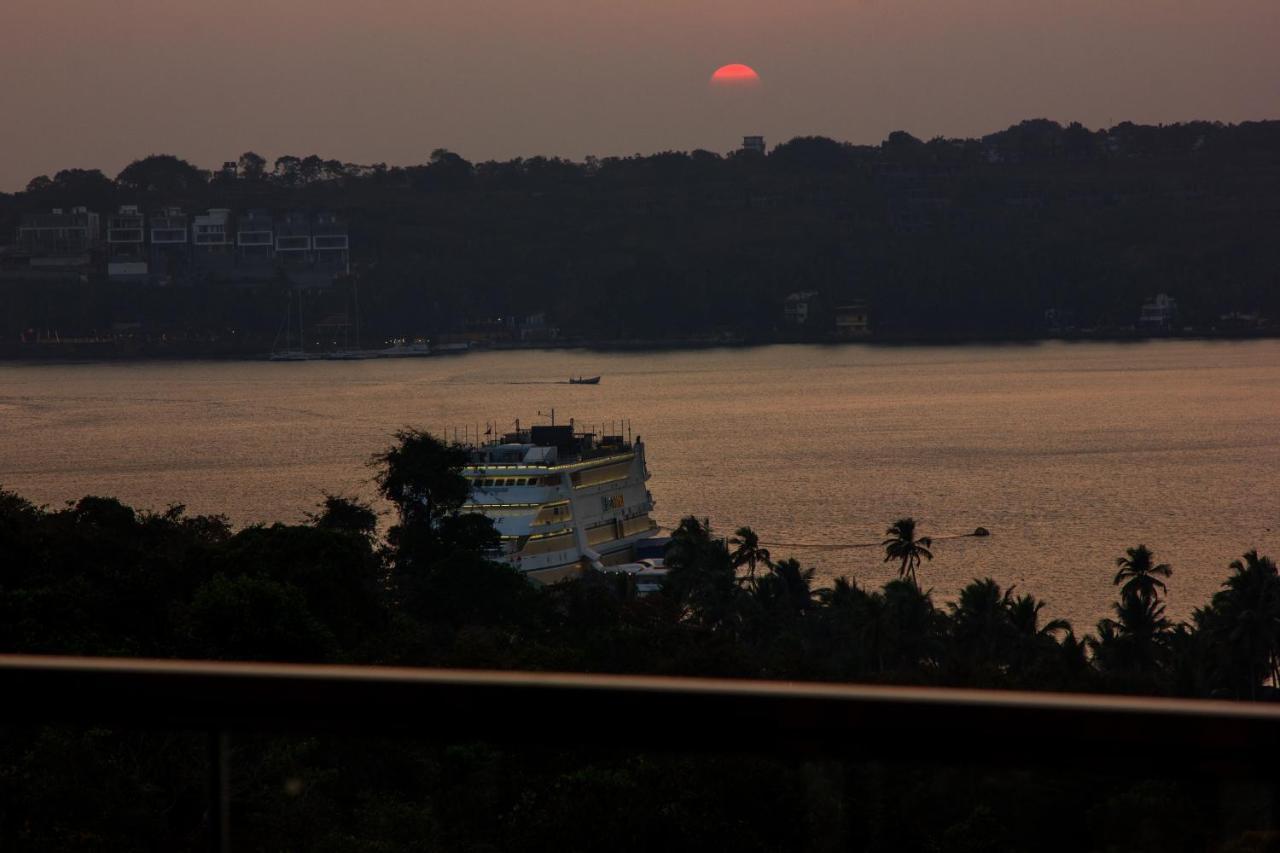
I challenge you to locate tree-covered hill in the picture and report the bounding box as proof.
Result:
[2,119,1278,347]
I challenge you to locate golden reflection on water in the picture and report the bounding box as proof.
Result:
[1,340,1277,628]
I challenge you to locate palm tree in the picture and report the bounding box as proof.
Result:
[882,517,933,586]
[1113,544,1172,605]
[1204,550,1280,697]
[663,516,739,629]
[1090,592,1172,678]
[853,589,890,675]
[817,577,886,675]
[949,578,1015,659]
[1004,591,1073,677]
[1006,592,1071,640]
[759,557,817,613]
[666,515,715,574]
[729,526,771,587]
[817,576,859,608]
[882,578,943,672]
[946,580,1070,677]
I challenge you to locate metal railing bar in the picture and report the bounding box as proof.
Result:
[2,654,1278,775]
[207,729,230,853]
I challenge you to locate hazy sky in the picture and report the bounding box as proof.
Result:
[2,0,1277,191]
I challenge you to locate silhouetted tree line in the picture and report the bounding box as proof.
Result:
[3,118,1280,347]
[2,429,1278,848]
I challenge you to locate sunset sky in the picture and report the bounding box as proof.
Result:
[1,0,1276,190]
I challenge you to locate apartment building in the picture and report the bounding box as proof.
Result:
[107,205,148,280]
[15,207,100,268]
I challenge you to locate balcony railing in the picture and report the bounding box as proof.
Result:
[236,231,273,245]
[151,228,188,243]
[3,654,1279,851]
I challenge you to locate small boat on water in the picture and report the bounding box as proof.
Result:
[569,375,601,385]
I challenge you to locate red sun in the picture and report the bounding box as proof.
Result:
[710,63,761,87]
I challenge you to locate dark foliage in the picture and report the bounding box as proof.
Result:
[4,119,1280,348]
[1,428,1277,848]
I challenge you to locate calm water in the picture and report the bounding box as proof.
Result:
[1,341,1277,629]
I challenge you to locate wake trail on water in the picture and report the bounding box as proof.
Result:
[759,533,985,549]
[652,519,987,550]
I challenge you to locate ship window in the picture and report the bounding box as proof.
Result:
[482,479,493,487]
[514,478,527,486]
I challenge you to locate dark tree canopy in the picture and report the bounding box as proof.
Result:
[237,151,267,181]
[115,154,209,196]
[2,119,1279,349]
[374,429,471,526]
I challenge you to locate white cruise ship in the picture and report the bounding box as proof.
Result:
[460,420,661,584]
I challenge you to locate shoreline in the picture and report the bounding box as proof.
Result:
[0,327,1275,363]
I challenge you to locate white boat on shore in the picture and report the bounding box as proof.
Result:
[268,350,313,362]
[268,340,432,361]
[379,341,432,358]
[322,350,381,360]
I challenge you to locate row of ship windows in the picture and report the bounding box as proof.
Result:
[517,515,653,556]
[471,462,630,490]
[473,476,557,488]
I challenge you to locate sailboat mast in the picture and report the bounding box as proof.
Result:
[353,273,361,351]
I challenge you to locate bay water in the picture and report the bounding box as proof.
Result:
[2,340,1276,629]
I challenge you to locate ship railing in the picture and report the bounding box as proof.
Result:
[4,654,1280,850]
[465,444,633,468]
